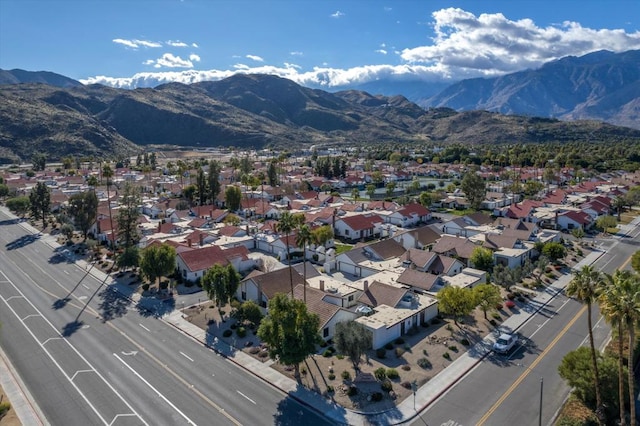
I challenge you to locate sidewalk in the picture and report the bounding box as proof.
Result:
[4,207,638,426]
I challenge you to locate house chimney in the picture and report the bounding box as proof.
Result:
[187,238,192,247]
[363,280,369,292]
[319,280,325,291]
[199,233,204,246]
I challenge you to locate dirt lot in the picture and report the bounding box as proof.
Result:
[181,241,592,412]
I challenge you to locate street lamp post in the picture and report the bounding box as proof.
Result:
[411,379,418,411]
[538,377,543,426]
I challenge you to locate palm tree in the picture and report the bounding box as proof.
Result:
[599,270,640,426]
[296,224,315,303]
[276,211,296,298]
[566,265,605,423]
[102,163,115,250]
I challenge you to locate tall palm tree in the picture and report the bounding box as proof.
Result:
[296,224,315,303]
[566,265,605,423]
[276,211,296,298]
[600,270,640,426]
[102,163,115,250]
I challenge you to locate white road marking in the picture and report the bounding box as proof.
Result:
[82,284,90,289]
[236,390,256,405]
[139,323,150,332]
[113,353,198,425]
[0,273,148,426]
[121,351,138,356]
[179,351,194,362]
[63,270,69,275]
[71,369,95,380]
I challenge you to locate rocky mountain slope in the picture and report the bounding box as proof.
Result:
[1,73,640,164]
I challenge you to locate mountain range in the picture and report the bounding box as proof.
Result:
[0,50,639,164]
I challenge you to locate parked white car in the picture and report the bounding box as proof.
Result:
[493,333,518,354]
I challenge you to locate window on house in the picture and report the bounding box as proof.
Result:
[182,269,186,277]
[241,291,246,300]
[323,327,329,338]
[348,295,354,302]
[345,229,350,235]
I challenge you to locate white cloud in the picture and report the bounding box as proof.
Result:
[112,38,162,49]
[142,59,155,65]
[192,43,199,48]
[400,7,640,78]
[189,54,201,62]
[91,9,640,89]
[331,11,345,18]
[375,49,387,55]
[149,53,195,68]
[167,40,188,47]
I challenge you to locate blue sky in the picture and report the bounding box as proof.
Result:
[1,0,639,89]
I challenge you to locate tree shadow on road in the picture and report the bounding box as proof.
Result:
[5,233,40,250]
[98,285,132,321]
[52,297,71,310]
[273,388,343,426]
[61,319,84,337]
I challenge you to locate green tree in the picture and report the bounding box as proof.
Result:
[599,270,640,426]
[473,284,502,320]
[0,183,10,198]
[116,246,140,272]
[419,191,432,207]
[350,187,359,202]
[60,223,75,241]
[460,170,486,210]
[86,175,98,188]
[31,152,46,171]
[385,181,396,198]
[196,167,207,205]
[436,286,477,326]
[225,185,242,211]
[334,321,372,372]
[631,250,640,273]
[116,182,141,248]
[542,241,566,263]
[312,225,334,249]
[29,181,50,229]
[102,163,115,247]
[6,196,30,218]
[596,215,618,234]
[366,184,376,200]
[182,185,196,206]
[470,247,494,272]
[558,347,623,419]
[566,265,605,422]
[207,160,222,204]
[68,191,98,240]
[257,293,320,378]
[276,211,297,298]
[236,300,263,328]
[571,227,585,241]
[140,244,176,287]
[296,224,315,302]
[267,161,278,186]
[202,264,241,319]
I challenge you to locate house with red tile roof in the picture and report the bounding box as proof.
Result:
[386,203,431,227]
[236,267,306,308]
[176,245,253,283]
[334,213,384,242]
[556,210,594,231]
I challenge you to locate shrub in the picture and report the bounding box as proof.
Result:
[341,370,351,381]
[417,358,432,369]
[492,312,502,320]
[142,283,150,291]
[374,367,387,381]
[0,401,11,417]
[384,342,394,350]
[326,385,334,394]
[249,347,260,354]
[258,351,269,358]
[401,381,412,389]
[517,296,526,303]
[159,280,169,290]
[222,329,233,338]
[230,323,237,329]
[506,293,516,300]
[336,354,344,360]
[395,337,405,345]
[322,349,333,358]
[489,319,497,326]
[460,338,470,346]
[376,348,386,358]
[448,345,458,352]
[386,368,399,380]
[505,300,516,309]
[401,364,411,371]
[443,352,451,360]
[495,303,503,310]
[319,340,328,348]
[395,347,405,358]
[328,373,336,380]
[347,385,358,396]
[236,327,246,338]
[371,392,383,402]
[230,299,241,309]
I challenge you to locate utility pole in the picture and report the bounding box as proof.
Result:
[538,377,543,426]
[411,379,418,411]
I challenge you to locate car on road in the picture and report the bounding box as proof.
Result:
[493,333,518,354]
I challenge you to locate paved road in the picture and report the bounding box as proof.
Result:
[412,222,640,426]
[0,212,331,426]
